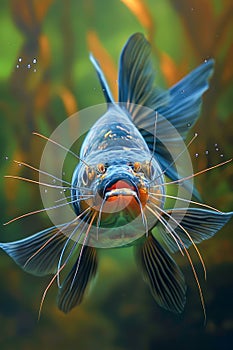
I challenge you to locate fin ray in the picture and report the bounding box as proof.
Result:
[158,208,233,253]
[0,224,75,276]
[89,53,115,104]
[57,246,97,313]
[135,233,186,313]
[118,33,169,116]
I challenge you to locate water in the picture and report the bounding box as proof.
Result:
[0,1,232,350]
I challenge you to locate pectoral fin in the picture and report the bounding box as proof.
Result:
[157,208,233,253]
[57,246,98,313]
[135,233,186,313]
[0,225,70,276]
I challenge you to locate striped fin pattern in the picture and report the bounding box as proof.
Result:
[158,208,233,253]
[0,225,69,276]
[135,233,186,313]
[57,246,98,313]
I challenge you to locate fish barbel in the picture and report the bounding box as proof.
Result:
[1,33,232,318]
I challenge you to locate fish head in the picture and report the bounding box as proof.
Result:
[71,151,165,230]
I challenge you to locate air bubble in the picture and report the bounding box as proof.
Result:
[44,189,48,193]
[216,148,219,151]
[187,123,191,127]
[27,64,31,69]
[205,150,209,155]
[194,132,198,137]
[204,59,207,63]
[32,58,37,64]
[195,153,199,158]
[16,64,20,69]
[5,156,9,160]
[220,154,224,157]
[214,143,218,147]
[18,57,22,62]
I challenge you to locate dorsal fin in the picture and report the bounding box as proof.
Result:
[118,33,169,113]
[117,33,214,200]
[89,53,115,104]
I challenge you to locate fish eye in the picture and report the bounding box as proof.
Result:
[133,161,141,172]
[82,166,95,185]
[82,167,89,185]
[97,163,106,174]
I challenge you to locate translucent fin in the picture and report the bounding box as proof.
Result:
[157,59,215,139]
[89,53,115,104]
[158,208,233,253]
[57,246,97,313]
[118,32,169,115]
[0,225,73,276]
[135,233,186,313]
[153,60,214,200]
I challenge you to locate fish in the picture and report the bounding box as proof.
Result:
[1,33,232,318]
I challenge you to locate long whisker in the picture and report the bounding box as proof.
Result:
[149,111,158,166]
[135,192,148,237]
[149,192,222,213]
[4,175,91,192]
[13,160,72,186]
[70,212,97,290]
[38,209,92,319]
[149,200,206,279]
[4,197,81,226]
[55,194,94,203]
[57,208,91,287]
[38,262,66,321]
[33,132,91,168]
[24,207,90,268]
[146,203,206,323]
[96,196,107,240]
[146,205,184,256]
[147,202,207,323]
[150,132,198,183]
[151,158,232,189]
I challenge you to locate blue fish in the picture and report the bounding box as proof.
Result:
[1,33,232,317]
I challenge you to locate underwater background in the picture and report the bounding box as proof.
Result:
[0,0,232,349]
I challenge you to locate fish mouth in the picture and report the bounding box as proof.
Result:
[104,179,138,199]
[96,178,143,228]
[101,178,142,213]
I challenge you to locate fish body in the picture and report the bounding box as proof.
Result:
[1,33,232,316]
[71,105,164,235]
